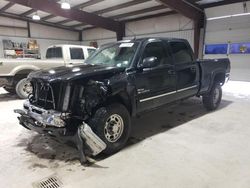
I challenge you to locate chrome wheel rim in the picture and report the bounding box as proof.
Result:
[22,80,32,96]
[104,114,124,143]
[213,87,220,105]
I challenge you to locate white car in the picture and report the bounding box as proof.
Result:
[0,44,96,98]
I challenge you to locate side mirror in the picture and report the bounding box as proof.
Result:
[139,56,158,69]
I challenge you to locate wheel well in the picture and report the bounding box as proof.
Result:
[14,69,33,82]
[106,93,132,115]
[213,72,226,85]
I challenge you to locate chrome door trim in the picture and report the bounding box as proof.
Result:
[139,85,197,102]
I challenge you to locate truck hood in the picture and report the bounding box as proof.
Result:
[28,64,126,82]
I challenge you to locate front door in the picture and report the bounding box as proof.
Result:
[134,40,176,113]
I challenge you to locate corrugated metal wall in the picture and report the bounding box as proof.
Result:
[82,14,194,49]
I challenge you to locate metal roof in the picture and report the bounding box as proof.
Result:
[0,0,247,32]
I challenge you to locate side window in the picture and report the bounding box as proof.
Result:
[170,41,193,64]
[46,47,62,59]
[143,42,169,66]
[70,48,84,60]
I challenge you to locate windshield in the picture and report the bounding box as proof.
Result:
[86,42,139,68]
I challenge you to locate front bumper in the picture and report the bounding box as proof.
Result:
[17,113,67,136]
[14,101,107,164]
[15,100,66,129]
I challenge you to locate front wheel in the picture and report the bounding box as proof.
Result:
[202,83,222,111]
[88,103,131,155]
[15,78,33,99]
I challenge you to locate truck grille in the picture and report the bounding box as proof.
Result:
[31,81,56,110]
[29,80,73,112]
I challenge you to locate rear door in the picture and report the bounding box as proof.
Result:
[134,39,176,113]
[69,47,85,65]
[168,40,199,99]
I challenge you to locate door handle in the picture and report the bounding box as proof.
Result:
[168,70,175,75]
[190,67,196,72]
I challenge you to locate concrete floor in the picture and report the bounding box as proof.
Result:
[0,81,250,188]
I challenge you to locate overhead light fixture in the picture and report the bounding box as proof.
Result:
[207,15,231,20]
[32,12,40,21]
[61,1,71,10]
[207,12,250,20]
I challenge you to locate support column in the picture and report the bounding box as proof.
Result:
[116,22,125,41]
[27,21,31,38]
[194,20,201,59]
[79,31,82,41]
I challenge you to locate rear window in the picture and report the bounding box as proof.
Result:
[46,47,63,59]
[70,48,84,59]
[170,41,193,64]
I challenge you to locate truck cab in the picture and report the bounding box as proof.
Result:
[45,45,96,66]
[0,44,96,98]
[133,38,199,112]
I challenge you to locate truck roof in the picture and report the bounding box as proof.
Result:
[119,37,189,43]
[47,44,96,49]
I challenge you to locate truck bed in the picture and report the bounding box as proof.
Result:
[198,58,230,94]
[0,58,65,76]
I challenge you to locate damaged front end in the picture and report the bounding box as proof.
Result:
[14,79,108,164]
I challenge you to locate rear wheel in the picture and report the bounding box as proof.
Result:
[202,83,222,111]
[15,78,32,99]
[88,103,131,155]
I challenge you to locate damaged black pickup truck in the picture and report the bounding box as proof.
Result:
[15,38,230,163]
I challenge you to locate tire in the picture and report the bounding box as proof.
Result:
[3,87,16,94]
[202,83,222,111]
[88,103,131,155]
[15,78,32,99]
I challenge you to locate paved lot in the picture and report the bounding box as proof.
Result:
[0,81,250,188]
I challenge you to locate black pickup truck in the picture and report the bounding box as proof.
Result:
[15,38,230,163]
